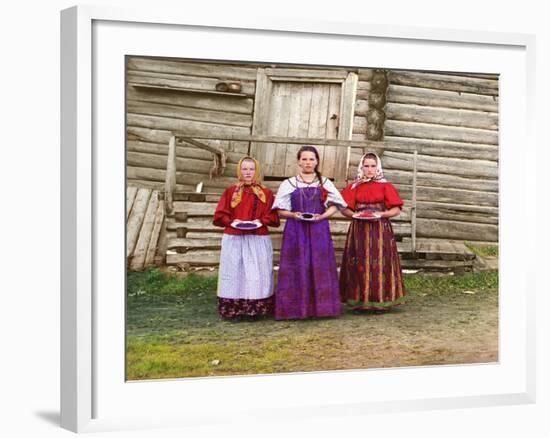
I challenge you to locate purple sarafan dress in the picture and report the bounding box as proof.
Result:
[274,179,344,320]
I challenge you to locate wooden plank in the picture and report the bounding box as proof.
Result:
[411,151,417,255]
[357,69,374,81]
[130,191,160,270]
[415,201,498,225]
[269,82,292,176]
[127,71,255,96]
[382,136,498,161]
[126,151,237,176]
[382,150,498,179]
[322,83,341,178]
[167,131,495,155]
[385,120,498,145]
[385,102,499,131]
[250,68,272,171]
[127,86,254,114]
[387,84,499,112]
[284,83,314,176]
[127,100,253,128]
[384,169,498,193]
[335,72,357,183]
[127,178,195,192]
[126,186,138,220]
[127,58,258,80]
[396,184,498,207]
[164,136,177,214]
[308,83,330,169]
[264,68,348,80]
[128,114,251,137]
[145,199,165,267]
[388,71,499,96]
[172,201,217,216]
[127,166,238,190]
[126,188,152,257]
[127,140,244,164]
[416,218,498,242]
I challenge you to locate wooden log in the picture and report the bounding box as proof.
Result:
[385,102,498,131]
[145,199,165,267]
[127,100,253,128]
[127,86,254,114]
[126,188,152,257]
[384,169,498,193]
[416,218,497,242]
[416,201,498,225]
[127,140,244,165]
[382,136,498,161]
[357,69,374,81]
[353,116,367,134]
[387,84,499,112]
[411,151,417,255]
[127,58,258,80]
[382,150,498,179]
[126,186,138,220]
[399,259,474,270]
[127,71,256,96]
[265,68,348,80]
[126,151,237,176]
[127,114,252,137]
[385,120,498,145]
[354,99,369,117]
[172,201,217,216]
[396,184,498,207]
[130,191,160,270]
[401,238,476,260]
[127,178,195,192]
[164,137,177,214]
[127,166,238,191]
[388,71,499,96]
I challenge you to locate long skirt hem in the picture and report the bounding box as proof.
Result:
[218,296,274,318]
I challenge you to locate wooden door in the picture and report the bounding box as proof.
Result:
[251,68,357,182]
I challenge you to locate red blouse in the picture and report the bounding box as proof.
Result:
[341,181,404,211]
[213,185,280,235]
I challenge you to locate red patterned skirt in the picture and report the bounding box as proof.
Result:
[339,206,406,309]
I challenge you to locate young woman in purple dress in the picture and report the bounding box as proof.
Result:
[272,146,347,320]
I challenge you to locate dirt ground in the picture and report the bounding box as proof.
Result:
[126,278,498,379]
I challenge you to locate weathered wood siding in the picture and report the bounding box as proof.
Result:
[126,187,165,270]
[383,70,499,242]
[125,58,498,271]
[126,57,255,193]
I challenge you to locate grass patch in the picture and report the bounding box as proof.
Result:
[465,242,499,258]
[126,269,499,379]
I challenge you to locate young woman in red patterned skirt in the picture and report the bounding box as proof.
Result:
[339,152,406,313]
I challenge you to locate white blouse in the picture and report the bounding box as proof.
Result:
[272,176,347,211]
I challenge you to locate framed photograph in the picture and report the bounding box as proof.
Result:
[61,5,536,433]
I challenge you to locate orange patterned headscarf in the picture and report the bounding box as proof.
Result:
[230,156,267,208]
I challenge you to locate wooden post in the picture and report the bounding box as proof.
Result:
[411,150,418,257]
[165,135,177,214]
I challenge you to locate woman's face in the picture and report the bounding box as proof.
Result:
[240,159,256,184]
[298,151,318,174]
[362,157,378,179]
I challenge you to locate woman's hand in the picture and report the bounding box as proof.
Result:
[312,213,325,222]
[232,219,243,223]
[293,212,302,220]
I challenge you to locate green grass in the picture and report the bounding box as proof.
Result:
[126,268,499,380]
[465,242,499,258]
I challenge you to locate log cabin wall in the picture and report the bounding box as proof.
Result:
[126,57,257,193]
[125,57,499,271]
[382,70,499,243]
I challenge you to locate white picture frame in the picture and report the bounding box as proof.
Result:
[60,5,536,433]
